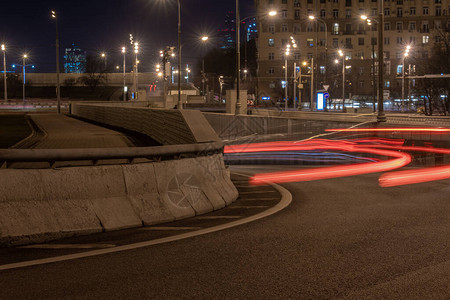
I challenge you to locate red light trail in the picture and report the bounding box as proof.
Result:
[325,127,450,133]
[225,129,450,187]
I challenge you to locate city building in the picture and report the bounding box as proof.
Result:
[218,11,237,49]
[243,17,258,42]
[255,0,449,108]
[64,44,86,73]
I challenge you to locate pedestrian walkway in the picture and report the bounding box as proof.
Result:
[14,114,134,149]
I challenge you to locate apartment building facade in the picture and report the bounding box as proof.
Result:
[255,0,449,107]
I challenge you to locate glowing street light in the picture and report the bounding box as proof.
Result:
[338,50,345,112]
[22,54,28,105]
[51,10,61,113]
[100,52,107,70]
[402,45,411,111]
[1,44,7,102]
[200,35,209,96]
[121,47,126,101]
[130,35,139,100]
[236,8,278,115]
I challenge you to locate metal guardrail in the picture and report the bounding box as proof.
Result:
[0,141,224,168]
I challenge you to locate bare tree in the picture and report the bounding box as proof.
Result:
[78,55,106,92]
[412,31,449,115]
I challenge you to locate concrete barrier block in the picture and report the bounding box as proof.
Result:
[153,161,196,219]
[210,156,239,205]
[0,169,103,244]
[122,164,175,225]
[90,196,142,231]
[173,158,215,215]
[193,155,228,210]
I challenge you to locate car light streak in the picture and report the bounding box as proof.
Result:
[325,128,450,133]
[248,144,411,186]
[226,137,450,187]
[380,165,450,187]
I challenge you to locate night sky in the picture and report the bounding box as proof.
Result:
[0,0,255,72]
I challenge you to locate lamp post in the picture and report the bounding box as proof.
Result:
[362,14,385,121]
[22,54,27,105]
[308,15,328,111]
[186,65,190,83]
[200,36,208,97]
[176,0,182,109]
[377,4,386,122]
[51,10,61,113]
[401,45,411,112]
[284,45,289,111]
[122,47,126,101]
[362,15,377,112]
[236,10,277,115]
[338,50,345,112]
[1,44,6,102]
[101,52,107,70]
[235,0,241,115]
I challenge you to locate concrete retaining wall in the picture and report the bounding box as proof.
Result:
[203,112,364,144]
[0,154,238,246]
[71,103,220,145]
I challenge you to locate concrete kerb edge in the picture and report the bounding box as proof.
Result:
[10,115,47,149]
[0,173,292,271]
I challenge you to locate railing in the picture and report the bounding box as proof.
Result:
[0,141,223,168]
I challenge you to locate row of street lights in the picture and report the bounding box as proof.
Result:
[1,45,30,104]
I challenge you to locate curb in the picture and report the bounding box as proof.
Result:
[0,174,292,271]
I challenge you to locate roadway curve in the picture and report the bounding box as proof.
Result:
[1,165,450,298]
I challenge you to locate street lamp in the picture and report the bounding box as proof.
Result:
[101,52,107,70]
[200,36,209,97]
[402,45,411,112]
[51,10,61,113]
[361,15,378,112]
[283,37,297,111]
[130,35,139,100]
[284,45,290,111]
[338,50,345,112]
[1,44,6,102]
[308,15,328,111]
[377,0,386,122]
[122,47,126,101]
[22,54,28,105]
[362,13,386,121]
[236,8,278,115]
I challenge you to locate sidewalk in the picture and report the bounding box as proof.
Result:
[13,114,134,149]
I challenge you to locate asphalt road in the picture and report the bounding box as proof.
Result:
[1,165,449,299]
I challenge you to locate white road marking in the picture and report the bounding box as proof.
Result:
[228,206,269,209]
[239,191,278,195]
[0,174,292,271]
[239,198,280,201]
[196,216,241,220]
[21,244,116,249]
[140,227,203,231]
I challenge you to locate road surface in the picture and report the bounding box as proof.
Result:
[1,165,449,299]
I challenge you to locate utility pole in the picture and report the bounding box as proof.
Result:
[293,62,297,110]
[377,0,386,122]
[122,47,126,101]
[310,57,314,111]
[1,44,7,102]
[51,10,61,113]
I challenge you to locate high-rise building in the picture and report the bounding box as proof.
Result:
[243,17,258,42]
[218,11,236,49]
[255,0,449,107]
[64,44,86,73]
